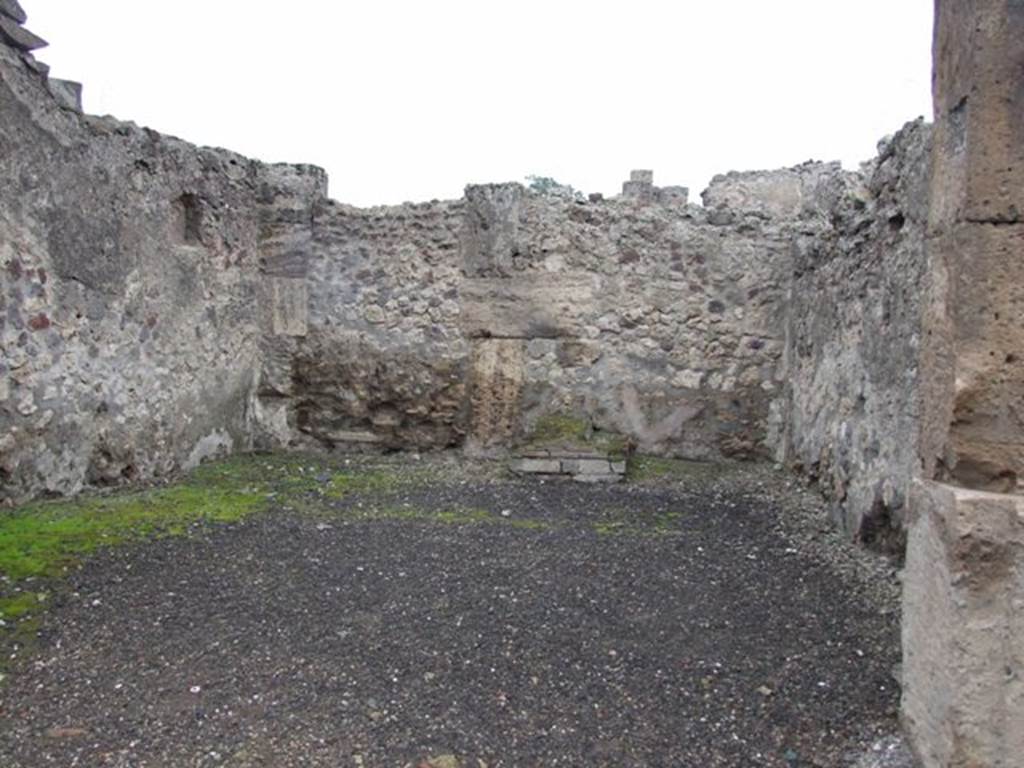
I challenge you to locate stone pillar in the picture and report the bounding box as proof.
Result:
[901,481,1024,767]
[903,2,1024,765]
[466,339,525,455]
[622,169,655,201]
[923,0,1024,490]
[461,183,523,278]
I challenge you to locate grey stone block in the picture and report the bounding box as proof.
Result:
[0,0,26,24]
[561,458,613,475]
[510,458,562,474]
[622,180,654,201]
[20,53,48,75]
[902,480,1024,767]
[544,449,605,460]
[658,186,689,206]
[630,169,654,183]
[47,78,82,112]
[0,15,46,51]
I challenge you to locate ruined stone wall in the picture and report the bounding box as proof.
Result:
[257,198,471,451]
[783,120,933,546]
[459,181,804,459]
[0,24,323,503]
[252,167,861,464]
[1,0,938,522]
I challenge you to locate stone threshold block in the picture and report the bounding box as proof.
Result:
[510,454,626,483]
[901,480,1024,768]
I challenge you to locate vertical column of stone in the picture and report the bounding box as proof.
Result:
[252,165,327,448]
[621,169,654,201]
[924,0,1024,489]
[461,183,523,278]
[903,2,1024,765]
[466,339,525,454]
[461,185,527,451]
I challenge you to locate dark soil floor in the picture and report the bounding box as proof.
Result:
[0,456,913,767]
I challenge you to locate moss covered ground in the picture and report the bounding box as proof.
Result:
[0,450,743,677]
[0,453,443,672]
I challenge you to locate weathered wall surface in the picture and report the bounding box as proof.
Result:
[253,166,861,463]
[259,198,471,451]
[901,481,1024,768]
[1,0,939,530]
[460,178,817,459]
[459,184,787,458]
[0,26,322,503]
[783,120,933,546]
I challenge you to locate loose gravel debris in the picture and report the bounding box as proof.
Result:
[0,455,914,767]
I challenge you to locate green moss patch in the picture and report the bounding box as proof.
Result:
[325,468,425,500]
[0,455,445,587]
[0,455,282,672]
[335,503,556,531]
[524,412,628,458]
[626,455,731,483]
[0,592,45,621]
[529,413,591,444]
[590,503,685,537]
[0,452,514,678]
[0,483,265,582]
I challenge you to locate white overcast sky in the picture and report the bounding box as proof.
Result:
[26,1,934,207]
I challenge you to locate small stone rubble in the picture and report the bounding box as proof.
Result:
[621,168,689,204]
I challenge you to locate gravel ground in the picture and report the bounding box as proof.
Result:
[0,456,915,767]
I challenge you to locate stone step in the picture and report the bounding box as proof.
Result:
[510,455,627,483]
[518,448,611,460]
